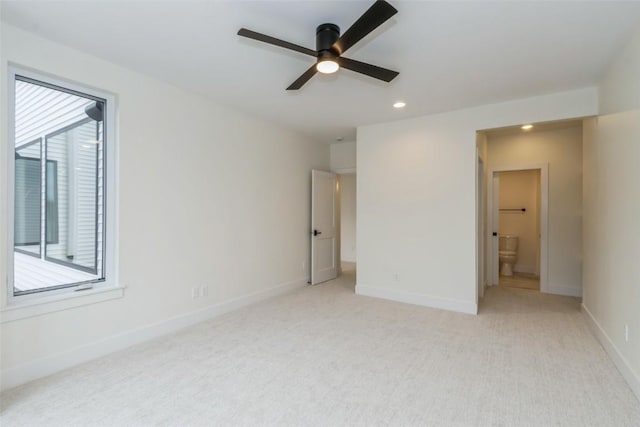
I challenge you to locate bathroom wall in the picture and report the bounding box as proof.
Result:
[498,169,540,275]
[486,124,583,296]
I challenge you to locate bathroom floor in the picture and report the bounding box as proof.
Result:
[499,272,540,290]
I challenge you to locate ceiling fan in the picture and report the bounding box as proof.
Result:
[237,0,399,90]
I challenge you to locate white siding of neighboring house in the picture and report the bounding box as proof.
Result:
[14,142,41,251]
[14,79,103,275]
[15,80,91,147]
[75,122,101,273]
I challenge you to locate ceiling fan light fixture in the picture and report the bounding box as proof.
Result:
[237,0,399,90]
[316,59,339,74]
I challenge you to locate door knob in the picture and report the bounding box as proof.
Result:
[313,229,322,236]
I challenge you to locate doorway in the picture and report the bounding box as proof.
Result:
[338,173,357,275]
[488,165,548,292]
[479,119,584,298]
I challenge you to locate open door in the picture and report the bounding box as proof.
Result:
[311,170,337,285]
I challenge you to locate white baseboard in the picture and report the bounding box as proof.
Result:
[514,265,536,275]
[545,285,582,298]
[0,277,307,392]
[582,304,640,401]
[355,284,477,315]
[341,256,356,263]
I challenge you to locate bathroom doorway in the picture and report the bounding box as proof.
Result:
[481,119,583,297]
[488,164,548,292]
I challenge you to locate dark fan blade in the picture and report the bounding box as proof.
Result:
[238,28,317,57]
[286,64,319,90]
[332,0,397,55]
[336,57,398,82]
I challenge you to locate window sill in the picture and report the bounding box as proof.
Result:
[0,285,125,323]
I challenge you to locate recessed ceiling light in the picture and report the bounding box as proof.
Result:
[393,101,406,109]
[336,137,344,142]
[521,124,534,130]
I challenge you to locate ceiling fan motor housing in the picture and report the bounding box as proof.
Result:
[316,23,340,58]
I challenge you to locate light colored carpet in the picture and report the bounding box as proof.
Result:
[1,271,639,426]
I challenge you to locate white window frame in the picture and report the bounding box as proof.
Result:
[2,65,122,322]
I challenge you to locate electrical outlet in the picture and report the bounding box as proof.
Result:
[201,286,208,297]
[192,287,199,299]
[624,324,629,342]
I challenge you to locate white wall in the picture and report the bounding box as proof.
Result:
[0,25,329,389]
[498,170,540,275]
[330,141,356,173]
[488,126,583,296]
[598,27,640,116]
[356,87,597,315]
[582,25,640,399]
[339,174,356,263]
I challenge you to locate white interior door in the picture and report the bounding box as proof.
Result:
[311,170,337,285]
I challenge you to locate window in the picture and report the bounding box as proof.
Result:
[7,67,116,302]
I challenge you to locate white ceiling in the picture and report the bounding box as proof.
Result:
[2,1,640,143]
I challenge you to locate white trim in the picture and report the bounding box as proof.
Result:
[546,285,582,298]
[5,64,16,306]
[0,277,307,392]
[513,265,537,275]
[5,64,119,307]
[476,151,485,302]
[332,167,356,174]
[582,304,640,401]
[487,163,549,293]
[0,285,125,323]
[355,284,477,315]
[489,173,499,285]
[340,256,357,263]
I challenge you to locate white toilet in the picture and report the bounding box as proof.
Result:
[499,235,518,276]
